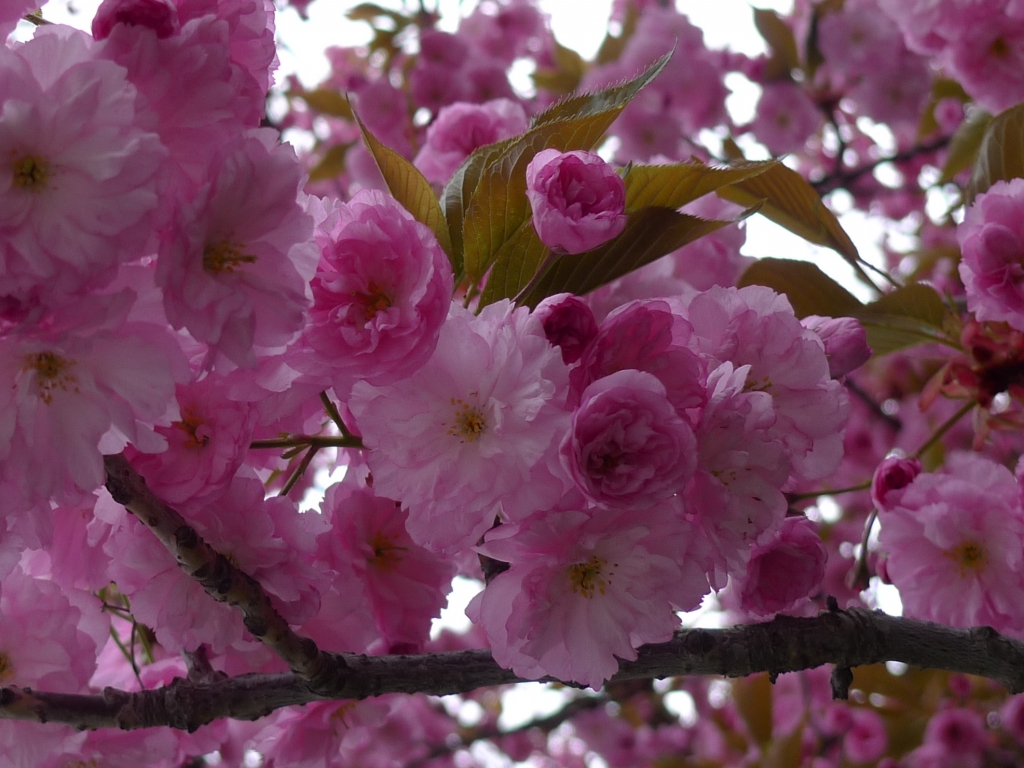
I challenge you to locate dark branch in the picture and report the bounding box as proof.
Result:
[812,135,952,195]
[102,453,342,688]
[7,608,1024,731]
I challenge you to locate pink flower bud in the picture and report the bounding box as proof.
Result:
[871,456,921,511]
[526,149,627,254]
[801,315,872,378]
[92,0,179,39]
[533,293,598,364]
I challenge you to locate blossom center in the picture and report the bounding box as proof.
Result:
[568,555,614,598]
[946,541,987,577]
[12,154,50,191]
[23,351,79,404]
[174,408,209,448]
[990,36,1010,58]
[355,282,394,321]
[368,531,406,570]
[0,651,12,683]
[448,398,487,443]
[203,240,257,274]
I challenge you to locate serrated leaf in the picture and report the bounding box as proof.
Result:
[462,53,672,284]
[966,102,1024,204]
[308,143,353,182]
[737,258,863,318]
[939,108,992,184]
[717,162,870,283]
[354,111,455,265]
[624,160,777,213]
[531,50,671,128]
[294,88,354,119]
[754,8,800,80]
[732,674,773,747]
[854,283,953,355]
[518,207,752,307]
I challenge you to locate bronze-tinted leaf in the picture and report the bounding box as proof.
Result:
[294,88,354,119]
[737,258,863,319]
[854,283,954,355]
[624,160,776,213]
[532,40,587,96]
[917,78,971,140]
[754,8,800,80]
[595,2,638,65]
[462,54,672,284]
[308,143,353,183]
[939,108,992,184]
[732,673,773,747]
[717,162,870,283]
[966,102,1024,204]
[355,113,454,266]
[520,207,752,307]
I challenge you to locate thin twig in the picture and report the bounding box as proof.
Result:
[812,135,952,195]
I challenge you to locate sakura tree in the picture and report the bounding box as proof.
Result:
[5,0,1024,765]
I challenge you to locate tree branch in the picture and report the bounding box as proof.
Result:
[811,135,951,195]
[102,454,345,689]
[7,607,1024,731]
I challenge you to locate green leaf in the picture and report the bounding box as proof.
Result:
[354,113,455,264]
[717,162,870,283]
[854,283,953,355]
[308,143,353,183]
[595,2,638,65]
[917,78,971,140]
[966,102,1024,204]
[737,258,863,319]
[624,160,777,213]
[461,53,672,285]
[293,88,354,119]
[532,40,587,96]
[732,673,773,747]
[939,108,992,184]
[754,8,800,80]
[517,207,753,307]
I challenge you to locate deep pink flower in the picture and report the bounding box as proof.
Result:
[922,708,989,768]
[878,453,1024,635]
[157,129,317,368]
[349,301,570,553]
[534,293,599,365]
[298,190,453,393]
[470,499,711,688]
[958,178,1024,331]
[733,516,827,618]
[526,149,627,254]
[414,98,528,185]
[561,369,697,508]
[801,316,872,379]
[750,82,823,156]
[0,27,166,311]
[318,482,456,654]
[871,456,922,511]
[92,0,179,39]
[844,707,888,764]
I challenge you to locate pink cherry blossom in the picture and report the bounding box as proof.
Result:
[317,482,456,654]
[92,0,179,39]
[801,316,872,378]
[878,452,1024,635]
[0,27,166,312]
[561,369,697,508]
[526,149,627,254]
[157,128,317,368]
[683,285,849,484]
[414,98,528,185]
[0,1,36,39]
[126,373,257,505]
[871,456,922,511]
[750,82,823,157]
[534,292,599,365]
[731,516,827,618]
[349,300,570,553]
[958,178,1024,332]
[297,190,453,393]
[470,499,711,688]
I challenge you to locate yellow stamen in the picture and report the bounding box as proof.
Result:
[368,531,407,571]
[0,651,12,683]
[203,240,257,274]
[448,398,487,443]
[173,408,209,448]
[568,556,615,598]
[946,541,987,577]
[12,154,49,191]
[24,351,79,404]
[354,282,394,321]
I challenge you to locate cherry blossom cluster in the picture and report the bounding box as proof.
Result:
[4,0,1024,764]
